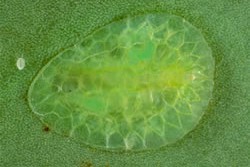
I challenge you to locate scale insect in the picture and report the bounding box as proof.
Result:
[16,57,25,70]
[28,13,214,151]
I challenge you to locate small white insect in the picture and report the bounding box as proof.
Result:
[16,57,25,70]
[191,74,196,81]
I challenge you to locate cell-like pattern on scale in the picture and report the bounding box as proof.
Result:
[28,13,214,150]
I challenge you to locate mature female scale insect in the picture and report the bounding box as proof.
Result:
[28,13,214,151]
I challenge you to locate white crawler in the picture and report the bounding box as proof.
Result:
[16,57,25,70]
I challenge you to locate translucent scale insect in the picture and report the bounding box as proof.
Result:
[28,13,214,151]
[16,57,25,70]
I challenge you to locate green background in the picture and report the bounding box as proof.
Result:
[1,0,249,166]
